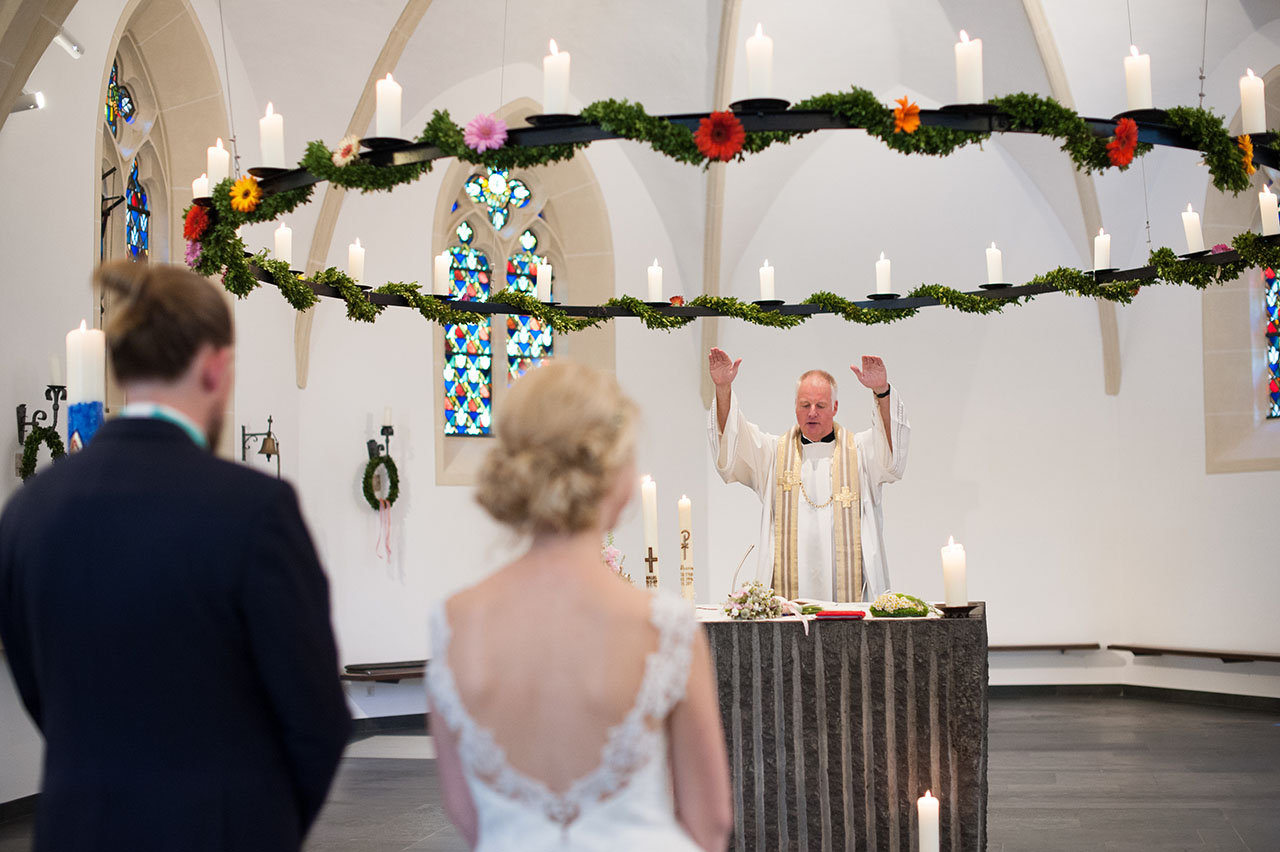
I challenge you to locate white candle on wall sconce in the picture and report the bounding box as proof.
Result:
[375,73,401,137]
[745,23,773,99]
[985,242,1003,284]
[536,262,552,302]
[1240,69,1266,135]
[191,173,209,199]
[1094,228,1111,270]
[955,30,983,104]
[759,259,775,301]
[917,791,940,852]
[543,40,571,114]
[274,222,292,268]
[206,138,230,187]
[1124,45,1152,111]
[434,252,452,296]
[348,237,365,284]
[383,406,393,427]
[259,102,285,167]
[647,258,662,302]
[1181,204,1204,253]
[875,252,891,294]
[1260,186,1280,236]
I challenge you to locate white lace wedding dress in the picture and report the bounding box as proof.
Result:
[427,593,705,851]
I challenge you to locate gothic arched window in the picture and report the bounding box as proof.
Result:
[125,160,149,260]
[506,228,553,382]
[1265,267,1278,419]
[442,221,493,436]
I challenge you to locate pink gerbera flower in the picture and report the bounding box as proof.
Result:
[464,113,507,153]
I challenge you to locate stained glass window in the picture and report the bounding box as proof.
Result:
[463,169,531,230]
[1266,267,1278,419]
[442,221,493,435]
[105,61,119,135]
[125,160,149,260]
[506,229,553,382]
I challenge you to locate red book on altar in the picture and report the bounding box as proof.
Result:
[814,610,866,620]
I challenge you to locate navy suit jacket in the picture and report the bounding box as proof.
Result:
[0,418,351,851]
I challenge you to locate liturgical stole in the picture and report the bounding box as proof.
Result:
[772,424,862,601]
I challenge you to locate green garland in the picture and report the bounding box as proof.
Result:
[362,455,400,510]
[803,291,918,325]
[251,252,319,311]
[20,425,66,481]
[794,87,988,156]
[313,267,384,322]
[489,288,605,332]
[990,93,1150,174]
[374,281,483,325]
[1164,107,1252,195]
[300,139,430,193]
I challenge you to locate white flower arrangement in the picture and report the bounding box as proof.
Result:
[869,592,938,618]
[723,580,785,620]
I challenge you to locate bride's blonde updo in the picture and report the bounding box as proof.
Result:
[476,361,638,535]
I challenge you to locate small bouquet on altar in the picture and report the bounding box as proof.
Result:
[602,533,632,585]
[869,592,939,618]
[723,580,785,620]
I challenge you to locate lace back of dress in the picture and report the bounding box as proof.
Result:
[427,594,696,832]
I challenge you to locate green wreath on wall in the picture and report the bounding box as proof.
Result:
[362,455,400,510]
[20,426,66,482]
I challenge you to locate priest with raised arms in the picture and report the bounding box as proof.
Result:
[707,348,909,603]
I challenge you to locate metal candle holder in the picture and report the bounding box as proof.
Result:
[16,384,67,444]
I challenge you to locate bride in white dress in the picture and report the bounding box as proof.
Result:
[427,362,733,852]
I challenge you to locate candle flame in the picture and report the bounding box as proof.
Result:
[1186,203,1194,213]
[384,72,394,82]
[199,172,207,180]
[763,258,770,267]
[1247,68,1256,78]
[277,222,288,231]
[549,38,559,55]
[990,241,997,250]
[879,251,886,261]
[640,474,652,485]
[265,101,274,116]
[79,319,87,331]
[215,137,224,148]
[355,237,362,247]
[1098,227,1106,236]
[959,29,970,43]
[947,535,954,546]
[924,790,935,799]
[1129,45,1140,58]
[653,258,659,266]
[755,22,763,37]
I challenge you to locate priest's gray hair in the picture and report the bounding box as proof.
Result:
[796,369,838,403]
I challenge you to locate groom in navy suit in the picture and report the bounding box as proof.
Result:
[0,261,350,851]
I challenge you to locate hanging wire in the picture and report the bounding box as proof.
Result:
[217,0,240,179]
[498,0,510,106]
[1197,0,1209,107]
[1127,0,1153,250]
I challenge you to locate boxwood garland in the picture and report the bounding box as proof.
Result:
[363,455,400,510]
[180,87,1272,333]
[20,425,66,482]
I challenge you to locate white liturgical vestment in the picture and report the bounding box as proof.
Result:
[708,389,909,601]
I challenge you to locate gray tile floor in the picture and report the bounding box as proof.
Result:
[0,695,1276,851]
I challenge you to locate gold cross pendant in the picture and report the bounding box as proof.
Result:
[835,487,857,509]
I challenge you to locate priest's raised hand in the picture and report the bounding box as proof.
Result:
[850,355,893,451]
[708,347,742,433]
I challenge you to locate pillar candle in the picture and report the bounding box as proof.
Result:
[1260,186,1280,236]
[434,251,452,296]
[647,258,662,302]
[941,536,967,607]
[348,237,365,284]
[543,40,571,114]
[985,242,1003,284]
[876,252,891,294]
[917,791,940,852]
[1124,45,1152,111]
[678,494,694,602]
[206,138,230,187]
[955,30,983,104]
[536,262,552,301]
[383,406,393,427]
[274,222,292,268]
[759,259,775,301]
[65,320,105,405]
[745,23,773,99]
[1094,228,1111,270]
[258,102,285,168]
[191,173,209,199]
[641,476,659,588]
[50,354,62,385]
[1181,204,1204,253]
[375,73,401,137]
[1240,69,1266,136]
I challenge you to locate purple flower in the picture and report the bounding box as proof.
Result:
[1210,243,1230,254]
[185,240,202,267]
[464,113,507,153]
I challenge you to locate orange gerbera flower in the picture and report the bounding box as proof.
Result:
[694,111,746,162]
[229,175,262,213]
[1239,134,1256,176]
[893,97,920,134]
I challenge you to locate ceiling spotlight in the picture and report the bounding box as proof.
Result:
[52,26,83,59]
[10,91,45,114]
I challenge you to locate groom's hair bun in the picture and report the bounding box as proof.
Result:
[477,361,637,535]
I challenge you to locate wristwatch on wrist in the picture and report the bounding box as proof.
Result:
[874,384,891,399]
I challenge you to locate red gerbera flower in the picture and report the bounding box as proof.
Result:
[184,205,210,241]
[695,111,746,162]
[1106,118,1139,167]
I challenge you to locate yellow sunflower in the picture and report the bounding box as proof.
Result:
[229,175,262,213]
[1238,134,1256,176]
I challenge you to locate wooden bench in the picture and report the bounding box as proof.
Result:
[340,660,427,683]
[1107,645,1280,665]
[988,643,1102,653]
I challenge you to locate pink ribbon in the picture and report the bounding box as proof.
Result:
[775,597,814,635]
